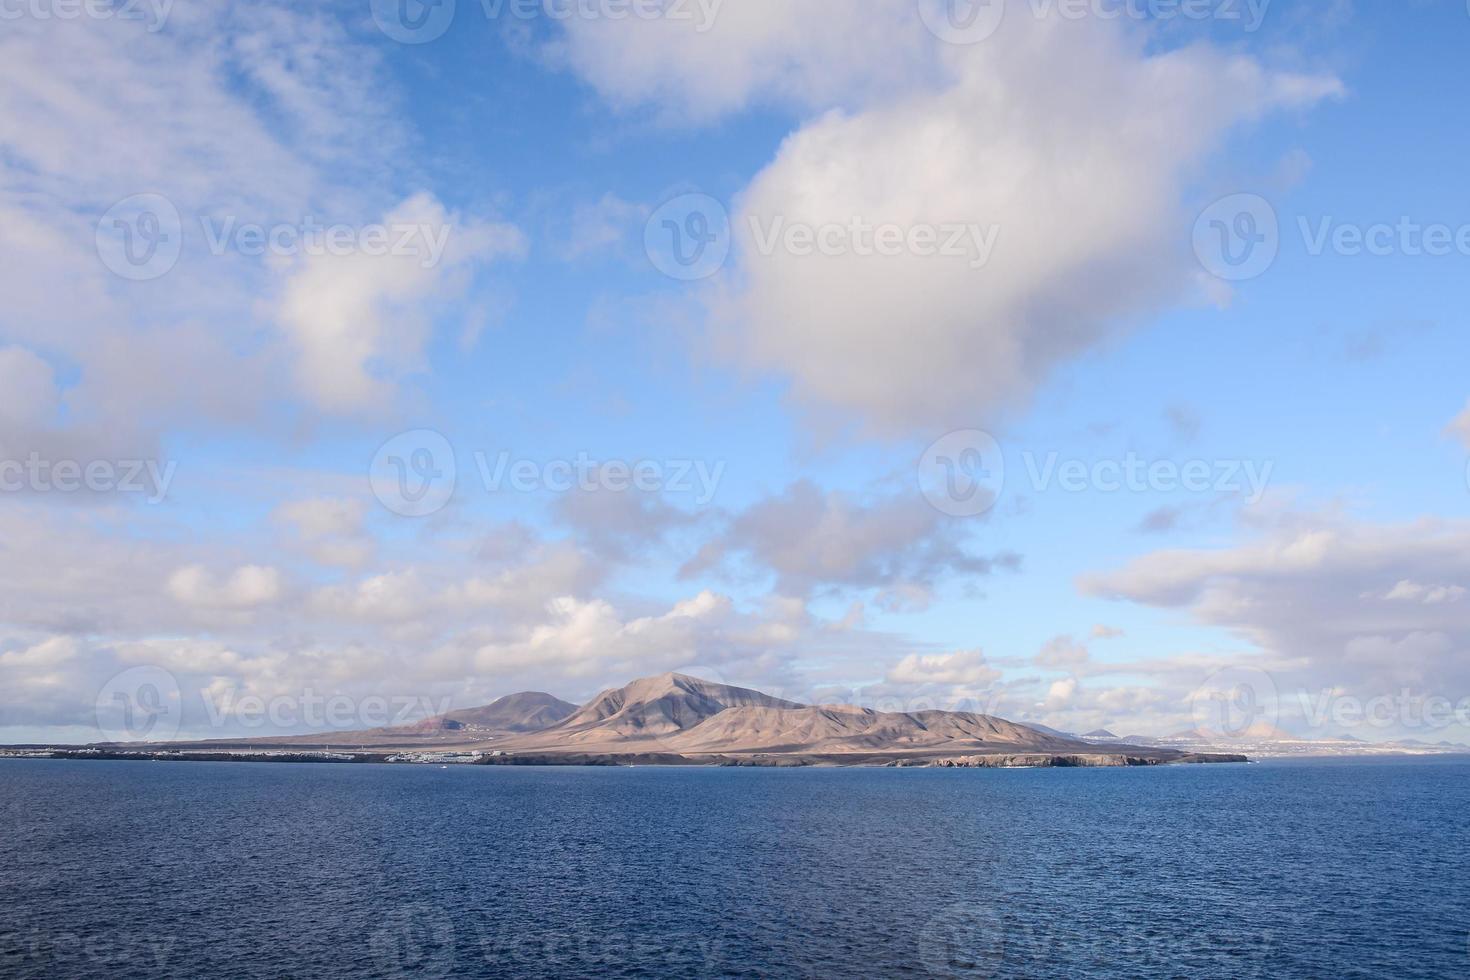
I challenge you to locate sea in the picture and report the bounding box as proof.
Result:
[1,757,1466,979]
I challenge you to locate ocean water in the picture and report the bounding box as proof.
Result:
[1,758,1466,979]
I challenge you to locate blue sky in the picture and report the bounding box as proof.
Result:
[2,0,1469,744]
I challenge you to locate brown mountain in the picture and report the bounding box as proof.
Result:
[421,691,578,735]
[491,673,1128,760]
[91,673,1243,766]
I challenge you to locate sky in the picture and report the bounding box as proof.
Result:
[2,0,1469,745]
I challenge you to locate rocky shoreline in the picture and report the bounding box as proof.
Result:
[1,747,1249,768]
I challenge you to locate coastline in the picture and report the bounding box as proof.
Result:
[0,747,1251,768]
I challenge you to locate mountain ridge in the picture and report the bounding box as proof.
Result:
[65,672,1245,767]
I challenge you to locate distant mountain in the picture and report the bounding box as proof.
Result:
[495,673,1121,759]
[548,673,803,740]
[1082,729,1119,740]
[1020,722,1078,740]
[105,673,1239,766]
[423,692,578,735]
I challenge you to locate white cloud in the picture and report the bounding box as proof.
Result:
[1045,677,1079,709]
[1383,581,1467,605]
[1447,401,1470,449]
[0,346,60,431]
[1084,516,1470,700]
[681,479,1013,596]
[1036,636,1090,669]
[0,636,79,669]
[548,1,935,123]
[0,3,422,459]
[549,5,1340,433]
[168,564,284,610]
[887,649,999,687]
[716,16,1340,433]
[274,192,526,414]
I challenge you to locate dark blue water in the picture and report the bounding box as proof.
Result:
[1,758,1466,979]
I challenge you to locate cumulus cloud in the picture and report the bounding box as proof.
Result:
[1036,636,1090,670]
[167,565,284,610]
[0,347,60,431]
[721,23,1339,433]
[275,497,375,568]
[550,482,698,561]
[887,649,999,688]
[551,4,1340,434]
[1381,581,1467,605]
[0,636,79,669]
[547,0,936,122]
[681,479,1015,600]
[1083,516,1470,710]
[274,192,526,414]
